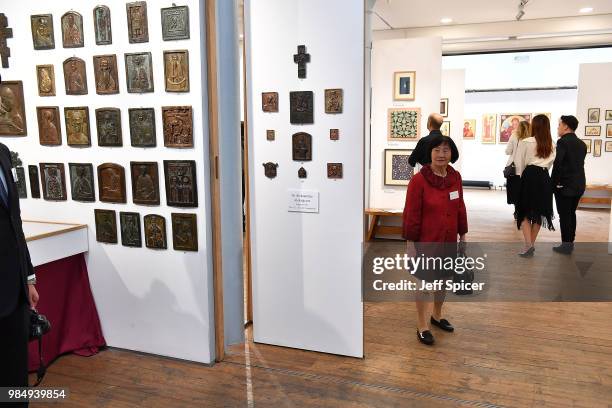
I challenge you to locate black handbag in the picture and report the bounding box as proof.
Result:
[503,162,516,178]
[29,309,51,386]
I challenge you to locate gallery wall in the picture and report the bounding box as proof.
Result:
[441,69,465,172]
[1,0,217,363]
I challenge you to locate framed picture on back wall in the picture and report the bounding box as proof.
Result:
[384,149,414,186]
[393,71,416,101]
[585,126,601,137]
[440,98,448,117]
[587,108,600,123]
[605,110,612,121]
[499,113,531,143]
[593,139,602,157]
[607,124,612,138]
[441,121,450,137]
[580,138,592,154]
[481,113,497,144]
[605,141,612,152]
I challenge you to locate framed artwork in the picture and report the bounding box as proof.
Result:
[607,124,612,138]
[126,2,149,43]
[37,107,62,146]
[325,89,343,114]
[587,108,600,123]
[440,98,448,117]
[15,167,27,199]
[580,139,592,154]
[162,106,193,147]
[97,163,127,203]
[68,163,95,202]
[30,14,55,50]
[330,129,339,141]
[36,65,56,96]
[63,57,88,95]
[387,107,421,141]
[65,107,91,147]
[130,161,160,205]
[290,91,314,124]
[39,163,67,201]
[262,162,278,179]
[96,108,122,147]
[585,126,601,137]
[164,50,189,92]
[28,165,41,199]
[0,81,27,136]
[161,6,190,41]
[499,114,531,143]
[393,71,415,101]
[384,149,414,186]
[125,52,154,93]
[93,6,112,45]
[266,130,275,141]
[144,214,167,249]
[606,110,612,121]
[128,108,156,147]
[298,167,307,179]
[262,92,278,112]
[95,209,118,244]
[481,113,497,144]
[120,212,142,247]
[463,119,476,140]
[93,54,119,94]
[292,132,312,161]
[171,213,198,251]
[61,11,84,48]
[605,141,612,152]
[163,160,198,207]
[593,139,602,157]
[327,163,343,179]
[441,121,450,137]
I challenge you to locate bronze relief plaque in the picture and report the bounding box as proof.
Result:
[126,2,149,43]
[172,213,198,251]
[15,167,26,199]
[93,6,112,45]
[36,65,56,96]
[39,163,67,201]
[330,129,339,141]
[125,52,154,93]
[266,130,275,141]
[68,163,95,202]
[144,214,167,249]
[96,108,122,147]
[162,106,193,147]
[37,106,62,146]
[161,6,190,41]
[93,54,119,94]
[63,57,88,95]
[130,161,160,205]
[262,92,278,112]
[65,107,91,146]
[97,163,126,203]
[95,209,117,244]
[292,132,312,161]
[61,11,84,48]
[298,167,307,179]
[0,81,27,136]
[263,162,278,179]
[163,160,197,207]
[327,163,343,179]
[164,50,189,92]
[28,165,41,199]
[120,212,142,247]
[290,91,314,124]
[31,14,55,50]
[325,89,343,114]
[128,108,156,147]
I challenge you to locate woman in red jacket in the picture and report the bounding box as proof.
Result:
[402,135,468,346]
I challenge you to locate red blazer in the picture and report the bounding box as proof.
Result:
[402,165,468,242]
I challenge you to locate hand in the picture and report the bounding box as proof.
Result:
[28,284,39,309]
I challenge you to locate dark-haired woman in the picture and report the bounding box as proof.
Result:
[514,114,556,256]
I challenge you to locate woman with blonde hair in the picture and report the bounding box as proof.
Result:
[505,120,530,211]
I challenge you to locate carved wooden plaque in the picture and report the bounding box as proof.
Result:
[95,209,117,244]
[96,108,122,147]
[261,92,278,112]
[93,54,119,94]
[39,163,67,201]
[327,163,343,179]
[0,81,27,136]
[266,130,275,141]
[262,162,278,179]
[144,214,167,249]
[292,132,312,161]
[125,52,154,93]
[120,212,142,247]
[161,6,190,40]
[290,91,314,124]
[36,65,56,96]
[163,160,198,207]
[164,50,189,92]
[28,165,41,199]
[65,107,91,146]
[68,163,95,202]
[128,108,156,147]
[15,167,26,199]
[63,57,88,95]
[162,106,193,147]
[298,167,307,179]
[325,89,343,114]
[330,129,339,141]
[130,161,160,205]
[37,106,62,146]
[31,14,55,50]
[93,6,112,45]
[97,163,126,203]
[172,213,198,251]
[61,11,84,48]
[126,2,149,43]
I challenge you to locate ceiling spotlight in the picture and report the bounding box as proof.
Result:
[440,17,453,24]
[579,7,593,13]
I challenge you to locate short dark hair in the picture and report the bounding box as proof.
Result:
[560,115,578,131]
[427,134,459,163]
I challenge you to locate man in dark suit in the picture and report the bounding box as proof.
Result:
[0,139,39,396]
[408,113,458,167]
[551,115,587,254]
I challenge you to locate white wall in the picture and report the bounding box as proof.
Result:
[576,62,612,186]
[369,37,442,209]
[245,0,364,357]
[441,69,465,172]
[1,0,216,363]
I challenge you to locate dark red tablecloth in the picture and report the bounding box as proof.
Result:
[28,254,106,372]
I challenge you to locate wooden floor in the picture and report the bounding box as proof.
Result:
[32,190,612,407]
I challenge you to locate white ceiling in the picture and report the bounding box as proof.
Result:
[372,0,612,30]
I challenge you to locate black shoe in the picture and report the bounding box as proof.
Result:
[552,243,573,254]
[416,329,434,345]
[431,317,454,332]
[518,246,535,257]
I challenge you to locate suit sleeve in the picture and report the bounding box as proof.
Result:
[457,173,468,236]
[402,175,423,241]
[408,139,423,167]
[551,139,566,187]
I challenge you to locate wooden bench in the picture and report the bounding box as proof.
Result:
[365,208,403,241]
[579,184,612,207]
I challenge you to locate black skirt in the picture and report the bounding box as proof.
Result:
[516,165,554,230]
[506,175,520,205]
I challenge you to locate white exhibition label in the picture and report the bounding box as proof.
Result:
[288,189,319,213]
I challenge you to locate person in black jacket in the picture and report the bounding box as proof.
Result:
[408,113,457,167]
[551,115,586,254]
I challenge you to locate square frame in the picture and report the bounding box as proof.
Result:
[384,149,414,186]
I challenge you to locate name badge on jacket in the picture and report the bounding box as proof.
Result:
[449,190,459,200]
